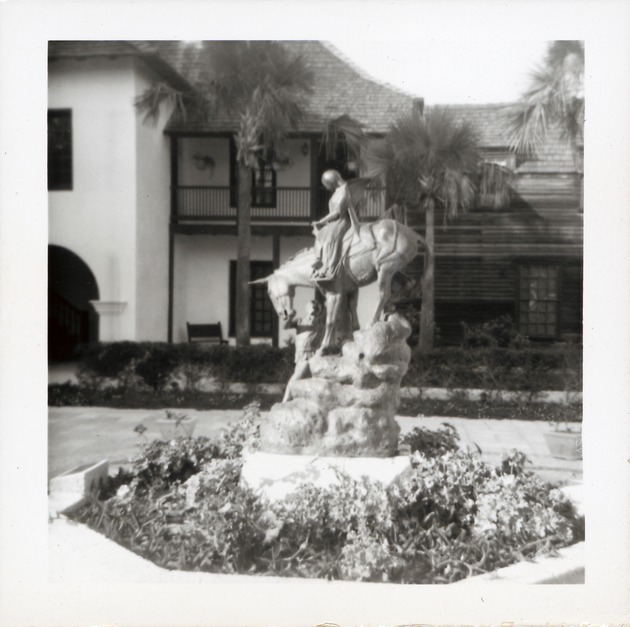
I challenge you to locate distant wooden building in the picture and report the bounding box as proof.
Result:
[398,104,583,345]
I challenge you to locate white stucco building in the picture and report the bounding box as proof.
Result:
[48,40,416,358]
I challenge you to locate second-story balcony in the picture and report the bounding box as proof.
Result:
[173,185,386,224]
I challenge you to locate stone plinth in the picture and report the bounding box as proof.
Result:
[259,314,412,457]
[240,451,412,502]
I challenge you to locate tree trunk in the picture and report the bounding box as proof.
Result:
[419,199,435,351]
[235,161,252,346]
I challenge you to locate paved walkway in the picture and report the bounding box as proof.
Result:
[49,406,582,485]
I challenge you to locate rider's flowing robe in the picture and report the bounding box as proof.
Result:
[315,183,353,278]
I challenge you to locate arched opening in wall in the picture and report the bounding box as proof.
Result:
[48,245,100,361]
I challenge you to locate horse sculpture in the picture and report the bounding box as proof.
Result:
[252,219,426,354]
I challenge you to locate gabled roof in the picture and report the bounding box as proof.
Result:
[48,40,191,91]
[157,40,417,135]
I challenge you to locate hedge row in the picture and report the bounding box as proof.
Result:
[73,340,582,394]
[76,342,295,391]
[406,345,582,394]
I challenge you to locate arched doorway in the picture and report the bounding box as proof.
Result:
[48,245,99,361]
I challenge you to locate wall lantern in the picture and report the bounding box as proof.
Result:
[193,154,215,177]
[301,142,310,156]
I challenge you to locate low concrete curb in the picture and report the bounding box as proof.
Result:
[48,460,109,516]
[452,542,584,584]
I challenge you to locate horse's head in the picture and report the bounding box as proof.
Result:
[250,274,296,321]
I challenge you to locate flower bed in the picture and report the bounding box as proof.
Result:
[68,405,583,585]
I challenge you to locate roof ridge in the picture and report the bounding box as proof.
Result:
[320,41,420,100]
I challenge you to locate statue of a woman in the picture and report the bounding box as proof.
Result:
[311,170,359,281]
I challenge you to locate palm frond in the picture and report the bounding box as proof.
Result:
[134,82,187,125]
[136,41,314,165]
[440,167,476,222]
[506,41,584,158]
[365,106,482,218]
[321,114,368,168]
[476,162,514,209]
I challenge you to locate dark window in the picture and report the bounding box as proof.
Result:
[48,110,72,190]
[251,160,276,207]
[229,260,274,337]
[518,266,559,338]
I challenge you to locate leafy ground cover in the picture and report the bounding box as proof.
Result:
[70,405,583,584]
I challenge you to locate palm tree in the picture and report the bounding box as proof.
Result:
[136,41,313,345]
[506,41,584,174]
[366,107,512,350]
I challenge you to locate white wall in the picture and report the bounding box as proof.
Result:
[134,60,173,341]
[275,139,311,187]
[49,56,174,342]
[172,231,378,347]
[173,234,275,343]
[49,57,138,340]
[179,137,231,187]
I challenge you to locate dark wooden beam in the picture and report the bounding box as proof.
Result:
[168,136,178,343]
[310,137,318,221]
[168,227,174,343]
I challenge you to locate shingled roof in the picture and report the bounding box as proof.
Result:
[151,40,418,135]
[48,41,579,174]
[443,104,579,174]
[48,41,191,91]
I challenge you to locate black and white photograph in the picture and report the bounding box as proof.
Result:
[1,2,629,626]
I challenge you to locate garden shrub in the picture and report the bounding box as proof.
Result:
[75,341,295,391]
[76,341,146,388]
[129,402,261,494]
[400,423,460,457]
[403,344,582,393]
[134,344,180,391]
[461,315,529,349]
[68,337,581,397]
[130,437,221,493]
[71,418,582,585]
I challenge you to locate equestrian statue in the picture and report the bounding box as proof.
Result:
[252,170,426,355]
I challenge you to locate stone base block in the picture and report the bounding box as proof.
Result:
[240,451,411,503]
[49,460,109,496]
[48,460,109,515]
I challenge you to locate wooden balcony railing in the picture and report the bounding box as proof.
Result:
[174,185,386,223]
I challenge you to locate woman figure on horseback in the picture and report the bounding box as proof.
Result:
[311,170,360,281]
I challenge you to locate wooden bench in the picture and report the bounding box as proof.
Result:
[186,322,229,345]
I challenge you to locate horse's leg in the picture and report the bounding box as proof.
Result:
[319,292,341,355]
[371,265,395,325]
[348,289,360,331]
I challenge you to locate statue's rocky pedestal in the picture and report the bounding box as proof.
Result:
[241,314,413,500]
